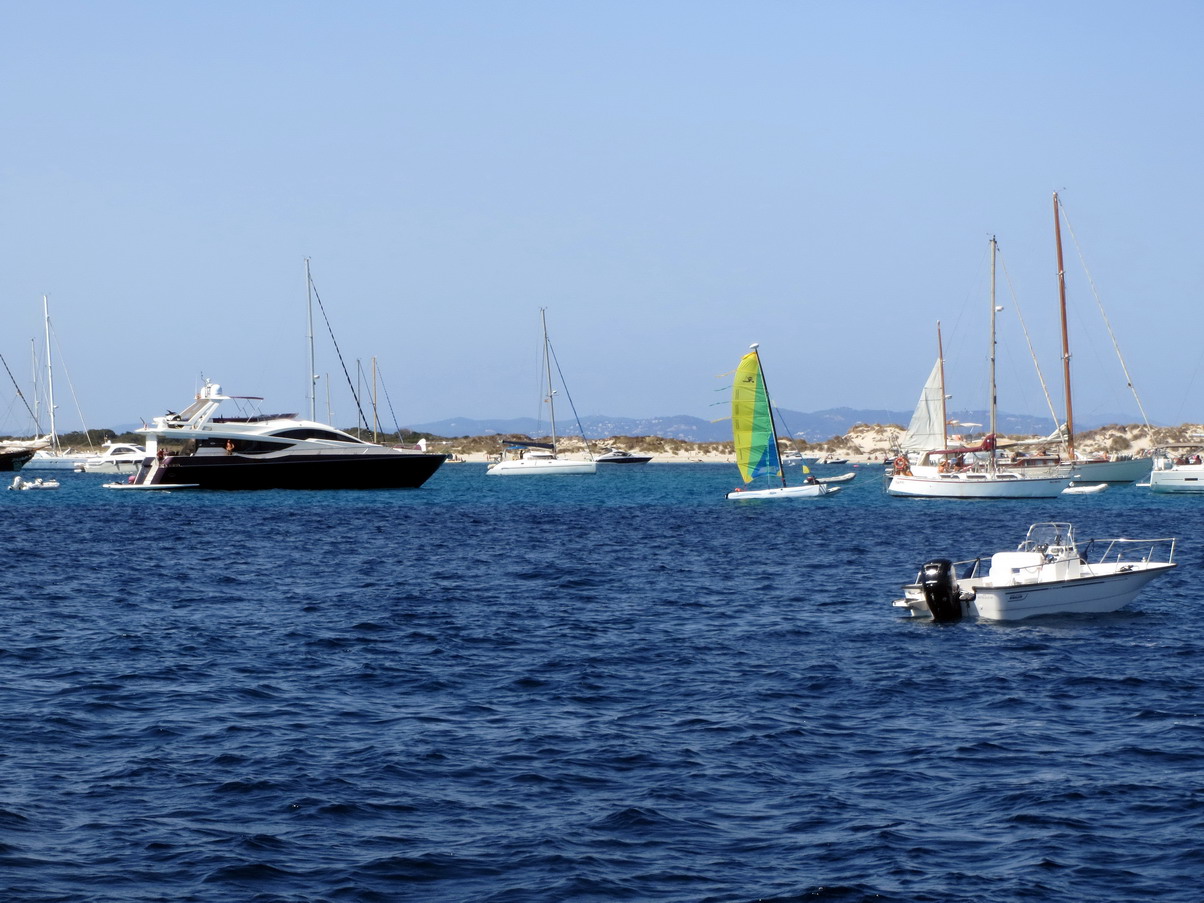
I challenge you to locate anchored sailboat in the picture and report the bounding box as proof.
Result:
[25,296,94,470]
[887,238,1073,499]
[486,309,596,476]
[725,344,837,500]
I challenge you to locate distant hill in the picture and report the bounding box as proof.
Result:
[408,407,1130,442]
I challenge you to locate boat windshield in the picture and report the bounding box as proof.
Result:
[1020,522,1076,552]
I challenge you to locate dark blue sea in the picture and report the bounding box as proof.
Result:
[3,462,1203,903]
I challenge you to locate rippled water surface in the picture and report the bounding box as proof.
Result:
[3,463,1203,902]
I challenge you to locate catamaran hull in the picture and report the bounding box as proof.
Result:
[486,459,596,475]
[127,452,447,490]
[726,484,838,500]
[887,473,1072,499]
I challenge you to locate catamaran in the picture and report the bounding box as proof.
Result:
[725,344,839,500]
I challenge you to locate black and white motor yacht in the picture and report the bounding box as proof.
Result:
[105,381,446,490]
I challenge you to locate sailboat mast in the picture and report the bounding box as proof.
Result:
[43,295,57,452]
[1053,192,1075,459]
[989,237,998,473]
[752,345,787,488]
[305,258,317,422]
[937,321,948,449]
[541,308,558,453]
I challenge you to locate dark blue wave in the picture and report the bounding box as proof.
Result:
[1,465,1202,901]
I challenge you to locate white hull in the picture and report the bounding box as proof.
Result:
[80,459,145,474]
[23,451,91,471]
[1003,456,1152,483]
[887,471,1072,498]
[968,564,1173,619]
[727,483,837,499]
[1071,457,1152,483]
[893,523,1176,621]
[486,458,596,476]
[1149,462,1204,493]
[9,476,60,490]
[1063,482,1107,494]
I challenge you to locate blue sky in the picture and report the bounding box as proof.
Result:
[3,1,1201,434]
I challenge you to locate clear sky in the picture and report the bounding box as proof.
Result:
[3,1,1202,434]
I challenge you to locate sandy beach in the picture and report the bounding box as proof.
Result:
[434,421,1195,465]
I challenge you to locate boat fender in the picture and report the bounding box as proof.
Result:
[920,558,963,622]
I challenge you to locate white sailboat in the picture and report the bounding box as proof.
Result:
[887,238,1074,499]
[997,193,1151,485]
[486,309,596,476]
[25,296,94,471]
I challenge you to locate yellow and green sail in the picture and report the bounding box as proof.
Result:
[732,348,782,484]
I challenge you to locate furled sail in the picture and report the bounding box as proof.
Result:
[900,359,946,452]
[732,349,782,483]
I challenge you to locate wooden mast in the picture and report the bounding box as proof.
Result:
[1053,191,1075,460]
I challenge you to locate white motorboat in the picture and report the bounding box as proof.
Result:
[782,451,818,466]
[892,522,1176,621]
[8,475,60,490]
[888,239,1073,499]
[486,309,596,476]
[77,442,147,474]
[595,447,652,464]
[1149,443,1204,493]
[725,344,839,501]
[101,380,445,490]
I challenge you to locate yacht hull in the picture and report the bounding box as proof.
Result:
[486,458,596,475]
[887,472,1072,498]
[1149,463,1204,493]
[137,451,447,490]
[0,449,35,472]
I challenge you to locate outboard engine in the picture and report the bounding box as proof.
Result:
[920,558,964,622]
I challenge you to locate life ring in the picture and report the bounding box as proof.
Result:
[893,455,911,476]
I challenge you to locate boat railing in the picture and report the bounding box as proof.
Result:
[1079,537,1177,566]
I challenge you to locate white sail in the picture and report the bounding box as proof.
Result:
[899,360,945,453]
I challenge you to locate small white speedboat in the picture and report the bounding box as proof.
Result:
[76,442,147,474]
[892,522,1176,621]
[9,475,60,490]
[595,447,652,464]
